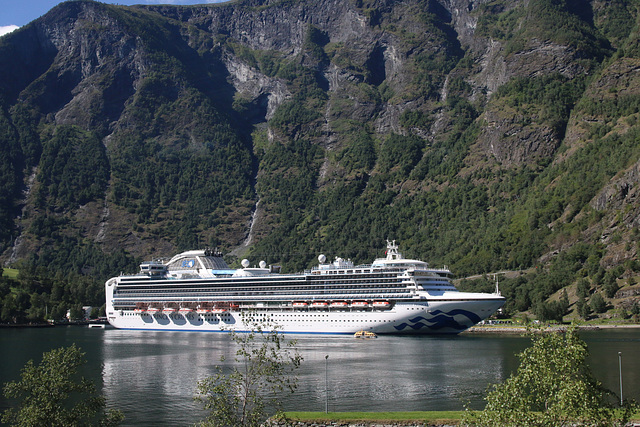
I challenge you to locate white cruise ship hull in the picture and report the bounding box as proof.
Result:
[107,298,504,335]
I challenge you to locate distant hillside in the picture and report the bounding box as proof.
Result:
[1,0,640,320]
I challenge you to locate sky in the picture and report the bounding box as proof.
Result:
[0,0,228,36]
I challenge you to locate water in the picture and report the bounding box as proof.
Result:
[1,327,639,426]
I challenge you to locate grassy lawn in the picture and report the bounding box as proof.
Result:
[2,268,18,279]
[285,411,464,424]
[285,410,640,424]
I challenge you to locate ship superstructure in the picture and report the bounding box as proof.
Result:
[106,241,505,334]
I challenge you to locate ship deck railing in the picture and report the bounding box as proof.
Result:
[111,293,427,310]
[112,292,414,304]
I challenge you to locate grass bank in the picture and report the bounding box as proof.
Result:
[285,411,463,424]
[285,411,640,425]
[2,268,18,279]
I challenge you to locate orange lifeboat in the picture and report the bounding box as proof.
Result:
[330,301,348,308]
[162,306,177,315]
[351,301,369,308]
[311,301,328,309]
[372,301,391,309]
[197,302,214,314]
[134,303,148,313]
[209,302,231,313]
[293,301,308,308]
[162,302,178,314]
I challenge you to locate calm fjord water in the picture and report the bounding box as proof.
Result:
[1,326,639,426]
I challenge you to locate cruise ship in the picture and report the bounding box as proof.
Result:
[105,241,505,334]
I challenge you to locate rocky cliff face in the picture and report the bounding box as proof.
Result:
[0,0,639,286]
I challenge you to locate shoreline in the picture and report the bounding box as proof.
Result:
[0,320,104,328]
[2,322,639,333]
[464,323,640,334]
[0,323,55,328]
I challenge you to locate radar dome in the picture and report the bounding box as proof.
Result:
[259,260,267,269]
[241,259,250,268]
[318,254,326,263]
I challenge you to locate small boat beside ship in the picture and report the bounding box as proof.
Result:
[354,330,377,339]
[105,241,505,334]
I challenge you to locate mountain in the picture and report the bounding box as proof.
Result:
[1,0,639,320]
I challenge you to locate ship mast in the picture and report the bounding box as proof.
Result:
[386,240,402,260]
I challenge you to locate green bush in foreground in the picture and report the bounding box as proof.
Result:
[2,344,124,426]
[463,326,636,427]
[195,316,302,427]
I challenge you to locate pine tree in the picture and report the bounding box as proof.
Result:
[590,292,607,314]
[577,296,591,320]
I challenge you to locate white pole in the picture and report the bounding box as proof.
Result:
[325,354,329,413]
[618,352,623,406]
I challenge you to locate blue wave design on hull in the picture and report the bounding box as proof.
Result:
[394,308,482,332]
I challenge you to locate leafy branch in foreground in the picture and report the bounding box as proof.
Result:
[2,344,124,427]
[463,325,636,427]
[194,314,303,426]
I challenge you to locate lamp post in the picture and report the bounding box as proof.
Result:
[325,354,329,413]
[618,352,623,406]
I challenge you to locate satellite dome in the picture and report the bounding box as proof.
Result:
[318,254,326,263]
[259,260,267,269]
[241,259,250,268]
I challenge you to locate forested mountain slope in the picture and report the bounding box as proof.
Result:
[1,0,640,320]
